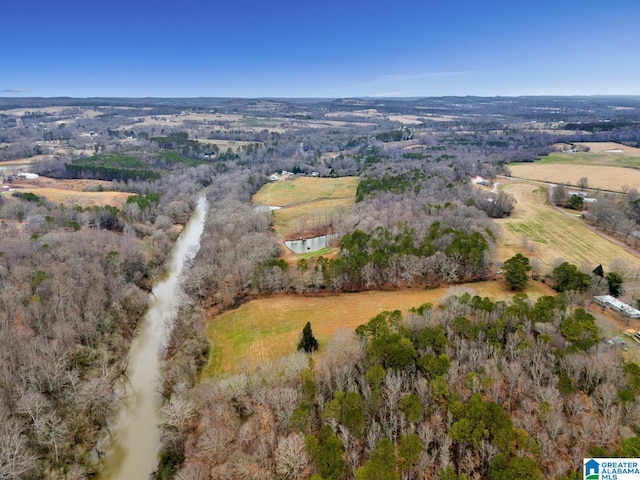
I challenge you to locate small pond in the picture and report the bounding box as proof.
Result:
[285,233,339,254]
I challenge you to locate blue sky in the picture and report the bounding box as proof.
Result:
[1,0,639,97]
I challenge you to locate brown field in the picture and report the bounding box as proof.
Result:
[204,281,556,375]
[508,163,640,192]
[494,180,640,274]
[0,155,49,167]
[576,142,640,156]
[8,177,132,208]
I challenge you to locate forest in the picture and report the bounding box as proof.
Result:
[0,96,640,479]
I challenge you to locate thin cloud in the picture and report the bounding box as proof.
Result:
[1,88,31,93]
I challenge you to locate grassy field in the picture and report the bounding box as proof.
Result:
[508,163,640,192]
[509,142,640,192]
[272,198,353,236]
[253,177,358,260]
[9,188,132,208]
[576,142,640,156]
[9,177,132,208]
[494,180,640,273]
[253,176,358,207]
[203,281,556,376]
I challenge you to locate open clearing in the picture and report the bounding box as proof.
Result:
[510,142,640,192]
[253,176,358,207]
[523,142,640,169]
[204,281,556,376]
[576,142,640,156]
[272,197,353,237]
[508,163,640,192]
[494,180,640,273]
[8,177,132,208]
[254,176,358,259]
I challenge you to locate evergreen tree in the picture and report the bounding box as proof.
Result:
[593,264,604,277]
[298,321,319,353]
[606,271,624,297]
[502,253,531,291]
[550,262,591,292]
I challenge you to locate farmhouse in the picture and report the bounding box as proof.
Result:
[594,295,640,319]
[471,175,489,186]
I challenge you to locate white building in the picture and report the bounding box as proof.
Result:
[594,295,640,319]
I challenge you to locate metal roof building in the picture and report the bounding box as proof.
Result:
[594,295,640,319]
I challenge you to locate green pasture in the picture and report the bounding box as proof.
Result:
[253,176,359,207]
[518,151,640,168]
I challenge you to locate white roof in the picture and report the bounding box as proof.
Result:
[594,295,640,318]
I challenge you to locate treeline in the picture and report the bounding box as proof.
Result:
[150,132,208,157]
[564,120,639,132]
[375,130,411,142]
[66,154,162,181]
[252,223,491,294]
[161,291,640,479]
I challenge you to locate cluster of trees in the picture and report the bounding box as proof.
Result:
[65,154,162,181]
[0,224,152,478]
[0,159,215,478]
[161,291,640,479]
[375,129,411,142]
[502,255,626,301]
[183,167,504,305]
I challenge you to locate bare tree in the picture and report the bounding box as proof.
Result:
[0,408,37,480]
[274,433,310,480]
[578,177,589,190]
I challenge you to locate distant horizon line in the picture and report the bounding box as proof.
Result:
[1,94,640,101]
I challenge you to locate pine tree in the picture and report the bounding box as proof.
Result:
[298,321,319,353]
[503,253,531,291]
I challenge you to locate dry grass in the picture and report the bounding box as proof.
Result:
[0,155,48,166]
[508,164,640,192]
[203,281,555,376]
[388,115,425,125]
[576,142,640,156]
[510,141,640,192]
[494,180,640,273]
[9,177,132,208]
